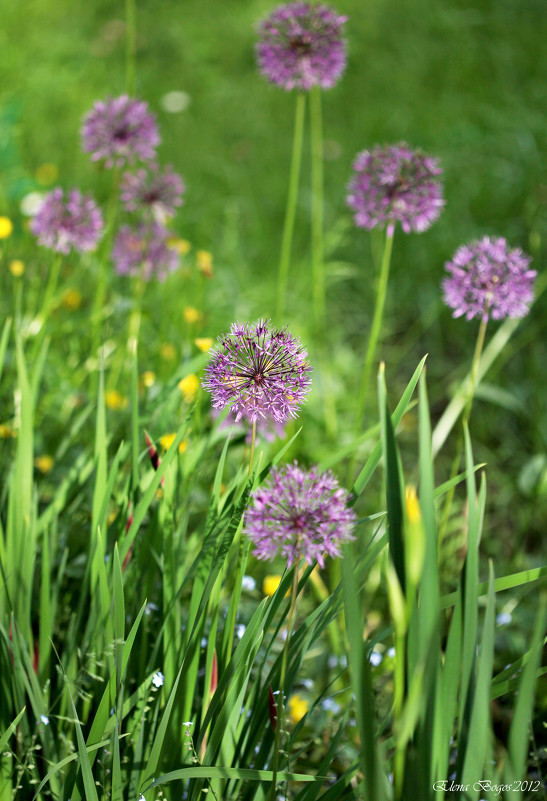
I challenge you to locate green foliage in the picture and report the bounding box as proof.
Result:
[0,0,546,798]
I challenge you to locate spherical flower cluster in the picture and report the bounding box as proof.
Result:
[112,222,180,281]
[442,237,536,321]
[256,2,348,91]
[202,319,312,423]
[347,143,444,234]
[244,462,356,567]
[31,188,104,254]
[82,95,160,168]
[120,165,185,221]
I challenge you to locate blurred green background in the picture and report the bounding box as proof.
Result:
[1,0,546,564]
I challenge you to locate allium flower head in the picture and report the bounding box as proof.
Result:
[112,222,180,281]
[256,2,348,91]
[347,143,444,233]
[244,462,356,567]
[82,95,159,168]
[31,188,104,254]
[120,164,185,221]
[442,237,536,321]
[202,320,312,423]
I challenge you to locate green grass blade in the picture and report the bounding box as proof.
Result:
[351,355,426,501]
[341,546,384,800]
[459,563,496,791]
[378,363,406,594]
[506,595,547,779]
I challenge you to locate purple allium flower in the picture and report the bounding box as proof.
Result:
[347,143,444,234]
[442,237,536,321]
[244,462,356,567]
[82,95,160,168]
[256,2,348,91]
[31,188,104,254]
[202,320,312,424]
[120,164,185,222]
[112,222,180,281]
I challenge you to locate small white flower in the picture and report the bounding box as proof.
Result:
[369,649,383,667]
[183,721,194,726]
[145,602,159,615]
[20,191,45,216]
[40,714,49,725]
[496,611,512,626]
[235,624,246,639]
[152,671,165,688]
[160,91,191,114]
[321,698,341,713]
[241,575,256,591]
[387,647,396,658]
[201,636,208,648]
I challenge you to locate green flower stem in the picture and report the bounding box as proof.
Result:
[125,0,137,96]
[277,93,306,321]
[90,168,120,389]
[270,547,301,801]
[248,420,257,479]
[310,85,325,330]
[438,310,489,548]
[354,223,395,437]
[347,225,394,485]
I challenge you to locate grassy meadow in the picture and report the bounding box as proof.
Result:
[0,0,546,799]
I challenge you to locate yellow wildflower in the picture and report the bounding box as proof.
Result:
[195,337,213,352]
[196,249,213,277]
[184,306,202,324]
[35,163,59,185]
[288,695,309,724]
[63,288,82,310]
[178,439,188,454]
[34,455,54,474]
[159,432,176,451]
[178,373,199,402]
[141,371,156,388]
[405,485,421,524]
[0,424,15,438]
[160,342,177,361]
[9,260,24,277]
[105,389,128,410]
[0,217,13,239]
[263,575,283,597]
[169,238,191,255]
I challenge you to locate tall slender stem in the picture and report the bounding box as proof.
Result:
[277,93,306,321]
[438,311,489,547]
[310,86,325,330]
[463,312,488,427]
[355,223,395,436]
[90,168,119,390]
[248,421,257,479]
[270,549,301,801]
[125,0,137,96]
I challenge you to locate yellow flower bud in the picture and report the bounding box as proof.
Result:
[184,306,202,324]
[0,217,13,239]
[9,260,24,277]
[178,373,199,402]
[105,390,128,410]
[34,455,54,474]
[195,337,213,352]
[288,695,309,724]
